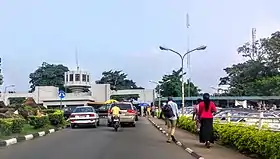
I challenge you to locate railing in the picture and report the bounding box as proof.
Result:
[213,112,280,131]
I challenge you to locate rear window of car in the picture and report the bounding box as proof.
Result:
[112,104,132,110]
[73,107,94,113]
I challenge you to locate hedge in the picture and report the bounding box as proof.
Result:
[177,116,280,159]
[0,118,26,135]
[29,116,49,129]
[48,110,65,126]
[41,109,56,114]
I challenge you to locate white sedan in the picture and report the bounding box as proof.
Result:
[69,106,99,128]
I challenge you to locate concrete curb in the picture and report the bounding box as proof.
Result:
[0,127,64,147]
[148,118,204,159]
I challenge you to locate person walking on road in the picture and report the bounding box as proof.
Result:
[198,93,217,148]
[163,97,179,143]
[192,98,202,132]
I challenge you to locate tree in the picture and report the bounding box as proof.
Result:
[0,74,3,86]
[156,68,201,97]
[29,62,69,92]
[96,70,143,90]
[219,31,280,96]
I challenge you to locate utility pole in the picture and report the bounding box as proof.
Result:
[186,13,191,97]
[252,28,257,60]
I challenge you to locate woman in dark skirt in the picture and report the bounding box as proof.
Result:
[198,93,217,148]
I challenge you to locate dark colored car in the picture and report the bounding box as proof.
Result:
[96,104,111,118]
[63,106,79,119]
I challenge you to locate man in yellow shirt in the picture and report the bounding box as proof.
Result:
[110,105,121,122]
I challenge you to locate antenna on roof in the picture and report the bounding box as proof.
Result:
[75,48,79,70]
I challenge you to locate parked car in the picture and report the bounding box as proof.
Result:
[107,102,136,127]
[69,106,99,128]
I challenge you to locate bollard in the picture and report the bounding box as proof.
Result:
[226,112,231,122]
[258,112,264,130]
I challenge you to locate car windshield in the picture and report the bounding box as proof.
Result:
[112,104,131,110]
[98,105,110,110]
[73,107,94,113]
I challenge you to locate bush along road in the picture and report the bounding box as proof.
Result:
[0,108,67,147]
[174,115,280,159]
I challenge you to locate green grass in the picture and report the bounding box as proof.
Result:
[0,124,55,140]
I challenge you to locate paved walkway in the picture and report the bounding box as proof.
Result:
[150,118,251,159]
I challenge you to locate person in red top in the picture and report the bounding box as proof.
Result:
[198,93,217,148]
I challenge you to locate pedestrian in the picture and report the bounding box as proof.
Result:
[198,93,217,148]
[160,102,166,119]
[151,103,156,117]
[147,106,151,117]
[192,98,202,132]
[163,96,179,143]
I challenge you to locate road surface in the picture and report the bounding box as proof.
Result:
[0,118,194,159]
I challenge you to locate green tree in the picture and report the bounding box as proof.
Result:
[96,70,143,90]
[0,74,3,86]
[29,62,69,92]
[219,31,280,96]
[157,68,200,97]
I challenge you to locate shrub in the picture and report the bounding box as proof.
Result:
[48,110,65,126]
[41,109,56,114]
[0,118,26,135]
[177,116,280,159]
[29,116,49,129]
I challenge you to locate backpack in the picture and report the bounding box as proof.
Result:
[162,103,174,118]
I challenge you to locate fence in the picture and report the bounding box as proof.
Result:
[213,112,280,131]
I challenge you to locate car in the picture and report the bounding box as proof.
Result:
[69,106,99,128]
[107,102,136,127]
[96,104,111,118]
[63,106,79,119]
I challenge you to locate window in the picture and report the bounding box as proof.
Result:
[73,107,94,113]
[75,74,80,81]
[111,104,132,110]
[66,74,68,82]
[87,75,89,82]
[82,74,87,82]
[69,74,73,81]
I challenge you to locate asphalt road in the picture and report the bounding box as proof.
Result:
[0,118,194,159]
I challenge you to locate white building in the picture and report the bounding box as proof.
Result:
[0,69,154,108]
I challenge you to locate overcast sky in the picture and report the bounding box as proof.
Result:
[0,0,279,93]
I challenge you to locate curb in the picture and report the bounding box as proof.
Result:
[148,118,204,159]
[0,127,64,147]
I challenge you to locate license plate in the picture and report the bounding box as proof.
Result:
[113,119,119,121]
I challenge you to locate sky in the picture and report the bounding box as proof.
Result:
[0,0,280,93]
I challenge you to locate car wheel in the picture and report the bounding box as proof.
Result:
[93,122,97,128]
[71,124,76,129]
[131,123,136,127]
[97,120,100,126]
[135,116,139,121]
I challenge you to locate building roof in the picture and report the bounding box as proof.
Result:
[155,96,280,101]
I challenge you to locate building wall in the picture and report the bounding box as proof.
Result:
[110,89,154,103]
[90,84,110,102]
[0,85,154,107]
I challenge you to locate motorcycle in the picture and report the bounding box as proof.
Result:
[113,116,120,131]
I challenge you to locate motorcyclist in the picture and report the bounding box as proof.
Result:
[110,104,121,123]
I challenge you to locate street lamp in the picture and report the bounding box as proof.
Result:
[159,45,207,113]
[149,80,161,110]
[2,84,15,105]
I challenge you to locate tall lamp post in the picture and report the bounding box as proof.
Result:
[159,45,207,113]
[149,80,161,110]
[2,84,15,105]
